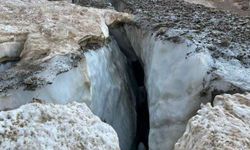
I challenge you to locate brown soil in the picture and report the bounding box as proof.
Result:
[190,0,250,16]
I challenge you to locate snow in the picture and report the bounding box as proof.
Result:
[0,102,120,150]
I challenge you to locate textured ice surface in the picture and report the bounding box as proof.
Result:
[175,93,250,150]
[0,102,120,150]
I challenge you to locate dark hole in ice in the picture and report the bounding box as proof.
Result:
[110,26,150,150]
[0,41,24,72]
[0,59,20,72]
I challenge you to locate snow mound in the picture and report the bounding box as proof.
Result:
[0,102,120,150]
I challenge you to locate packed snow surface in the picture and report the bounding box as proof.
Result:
[0,102,120,150]
[175,93,250,150]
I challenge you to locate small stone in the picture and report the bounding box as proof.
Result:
[219,39,231,47]
[207,44,217,51]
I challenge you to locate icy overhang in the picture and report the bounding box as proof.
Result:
[0,0,132,93]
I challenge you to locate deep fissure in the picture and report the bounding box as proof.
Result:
[131,61,149,150]
[110,27,150,150]
[56,1,250,149]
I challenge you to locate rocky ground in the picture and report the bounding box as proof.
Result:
[115,0,250,67]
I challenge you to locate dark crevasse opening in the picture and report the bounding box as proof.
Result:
[0,41,25,72]
[0,60,19,72]
[132,61,149,150]
[131,61,144,87]
[128,58,149,150]
[67,1,149,149]
[110,27,150,150]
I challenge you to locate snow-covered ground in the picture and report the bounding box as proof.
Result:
[0,102,120,150]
